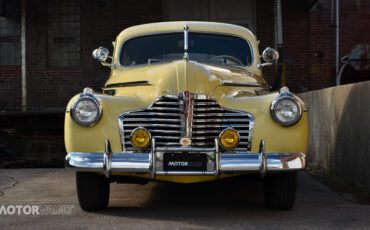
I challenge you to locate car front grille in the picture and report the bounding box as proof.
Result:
[119,92,254,152]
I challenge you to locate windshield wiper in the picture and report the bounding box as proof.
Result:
[147,59,164,65]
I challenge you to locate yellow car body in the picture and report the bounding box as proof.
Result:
[65,21,308,184]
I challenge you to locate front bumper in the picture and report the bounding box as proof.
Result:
[65,138,306,178]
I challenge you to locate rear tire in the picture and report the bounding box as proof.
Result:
[76,172,110,211]
[264,172,297,210]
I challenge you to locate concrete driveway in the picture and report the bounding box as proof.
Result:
[0,169,369,230]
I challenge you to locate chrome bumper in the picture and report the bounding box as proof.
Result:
[65,139,306,178]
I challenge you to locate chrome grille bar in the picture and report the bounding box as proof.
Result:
[119,93,254,151]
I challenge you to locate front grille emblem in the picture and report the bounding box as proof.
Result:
[180,137,192,147]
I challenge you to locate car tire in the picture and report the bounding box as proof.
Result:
[76,172,110,211]
[264,172,297,210]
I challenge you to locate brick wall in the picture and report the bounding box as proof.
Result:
[0,66,21,110]
[256,0,276,86]
[283,0,370,92]
[333,0,370,85]
[0,0,163,111]
[282,1,311,92]
[257,0,370,93]
[0,0,369,110]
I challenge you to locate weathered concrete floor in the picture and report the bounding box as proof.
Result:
[0,169,369,230]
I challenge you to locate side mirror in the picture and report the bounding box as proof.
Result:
[262,47,279,63]
[92,47,115,68]
[92,47,109,61]
[258,47,279,69]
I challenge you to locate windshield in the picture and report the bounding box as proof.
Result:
[120,32,253,67]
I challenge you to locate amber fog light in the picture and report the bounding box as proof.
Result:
[130,127,151,149]
[219,128,240,149]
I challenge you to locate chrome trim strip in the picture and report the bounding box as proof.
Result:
[183,91,194,138]
[258,140,267,178]
[156,146,215,152]
[124,123,182,128]
[156,171,215,176]
[103,140,112,178]
[124,118,182,122]
[150,138,156,179]
[215,138,220,179]
[222,81,269,88]
[118,113,126,152]
[105,80,151,88]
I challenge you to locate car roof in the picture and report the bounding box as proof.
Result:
[116,21,256,43]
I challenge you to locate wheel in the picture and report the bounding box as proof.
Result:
[264,172,297,210]
[76,172,110,211]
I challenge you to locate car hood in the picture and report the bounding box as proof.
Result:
[106,60,267,98]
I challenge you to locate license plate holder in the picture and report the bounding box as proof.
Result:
[163,153,207,171]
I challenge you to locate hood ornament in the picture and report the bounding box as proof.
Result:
[183,24,189,60]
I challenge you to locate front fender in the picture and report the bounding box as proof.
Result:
[64,93,152,153]
[214,89,308,154]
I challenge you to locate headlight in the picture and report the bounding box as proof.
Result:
[271,96,302,126]
[131,127,151,149]
[70,95,102,127]
[219,128,240,149]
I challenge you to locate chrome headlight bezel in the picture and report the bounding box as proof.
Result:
[70,94,102,127]
[270,93,303,127]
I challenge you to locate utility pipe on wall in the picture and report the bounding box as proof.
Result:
[21,0,27,111]
[335,0,340,85]
[272,0,284,90]
[276,0,283,46]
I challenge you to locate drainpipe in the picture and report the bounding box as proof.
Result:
[21,0,27,111]
[335,0,340,85]
[272,0,284,90]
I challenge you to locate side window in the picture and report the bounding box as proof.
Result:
[47,0,80,68]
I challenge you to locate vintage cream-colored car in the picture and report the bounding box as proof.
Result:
[65,21,308,211]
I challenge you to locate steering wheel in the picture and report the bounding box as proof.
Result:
[209,55,244,66]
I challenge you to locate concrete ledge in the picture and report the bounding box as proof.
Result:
[300,80,370,191]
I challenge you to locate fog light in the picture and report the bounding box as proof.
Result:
[219,128,240,149]
[130,127,151,149]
